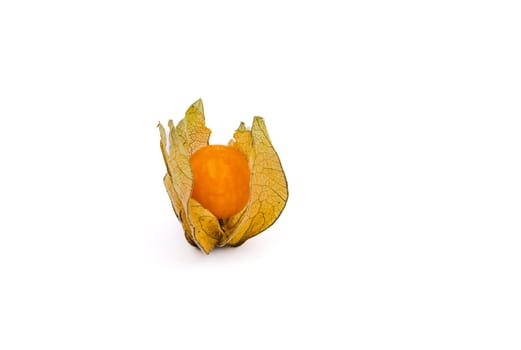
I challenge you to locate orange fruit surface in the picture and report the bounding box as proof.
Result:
[189,145,250,219]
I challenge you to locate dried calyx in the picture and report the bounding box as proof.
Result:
[158,99,288,254]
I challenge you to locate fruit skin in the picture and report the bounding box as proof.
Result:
[189,145,250,219]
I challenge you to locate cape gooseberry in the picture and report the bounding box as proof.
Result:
[189,145,250,219]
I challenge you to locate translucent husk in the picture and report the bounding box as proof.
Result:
[159,99,288,254]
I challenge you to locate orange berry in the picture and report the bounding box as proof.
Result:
[189,145,250,219]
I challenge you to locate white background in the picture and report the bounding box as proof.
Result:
[1,1,520,349]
